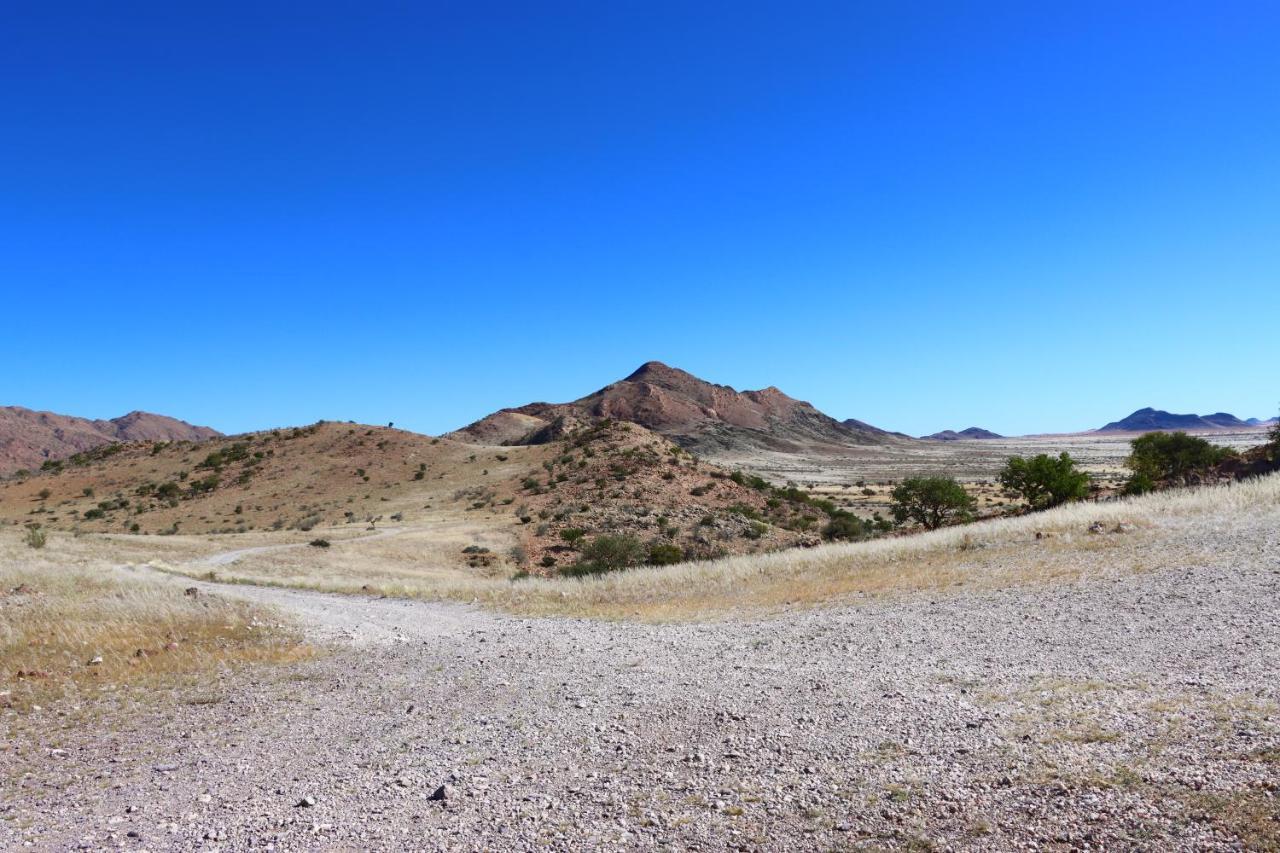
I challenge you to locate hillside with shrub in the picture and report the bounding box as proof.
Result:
[0,418,893,577]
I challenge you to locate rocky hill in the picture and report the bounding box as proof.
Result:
[923,426,1003,441]
[0,420,872,575]
[1098,408,1252,432]
[450,361,904,457]
[0,406,220,476]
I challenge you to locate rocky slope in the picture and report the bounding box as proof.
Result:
[0,406,219,475]
[450,361,904,456]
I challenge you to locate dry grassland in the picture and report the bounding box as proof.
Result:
[138,472,1280,621]
[0,537,313,719]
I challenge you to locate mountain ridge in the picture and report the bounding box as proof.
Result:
[924,426,1003,441]
[449,361,905,456]
[0,406,220,475]
[1097,407,1259,432]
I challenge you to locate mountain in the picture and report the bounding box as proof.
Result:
[1098,408,1250,432]
[1245,417,1278,427]
[0,406,220,475]
[449,361,903,456]
[923,427,1003,441]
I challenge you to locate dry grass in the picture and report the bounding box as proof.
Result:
[142,472,1279,621]
[0,559,313,716]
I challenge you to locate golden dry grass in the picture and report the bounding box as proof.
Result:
[142,472,1280,621]
[0,557,313,716]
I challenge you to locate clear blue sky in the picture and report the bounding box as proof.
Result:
[4,2,1278,437]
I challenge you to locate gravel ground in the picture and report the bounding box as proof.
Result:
[3,513,1279,851]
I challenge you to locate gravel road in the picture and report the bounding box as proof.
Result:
[4,512,1279,851]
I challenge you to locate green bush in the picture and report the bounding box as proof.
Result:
[309,538,331,548]
[24,526,46,549]
[998,452,1090,510]
[1125,431,1233,488]
[559,528,587,545]
[188,475,220,495]
[564,534,646,576]
[822,513,874,541]
[647,542,684,565]
[890,477,974,530]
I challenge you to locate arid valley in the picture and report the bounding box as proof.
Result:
[3,364,1278,851]
[6,5,1280,849]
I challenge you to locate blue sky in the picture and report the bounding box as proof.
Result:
[4,2,1278,437]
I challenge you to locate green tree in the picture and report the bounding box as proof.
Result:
[998,452,1090,510]
[1124,431,1233,490]
[890,477,975,530]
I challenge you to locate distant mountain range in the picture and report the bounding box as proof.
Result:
[1098,408,1274,432]
[0,406,220,475]
[450,361,907,456]
[922,427,1003,441]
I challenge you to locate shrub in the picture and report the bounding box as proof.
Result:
[188,475,220,495]
[540,555,557,568]
[1121,472,1156,496]
[24,526,47,549]
[37,488,51,501]
[890,477,975,530]
[822,513,874,541]
[559,528,587,545]
[647,542,684,565]
[1125,431,1233,487]
[998,452,1090,510]
[309,538,331,548]
[567,534,646,575]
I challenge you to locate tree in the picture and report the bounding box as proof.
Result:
[1268,411,1280,461]
[1124,431,1233,489]
[998,452,1090,510]
[890,477,975,530]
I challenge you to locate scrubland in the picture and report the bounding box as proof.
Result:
[130,471,1279,621]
